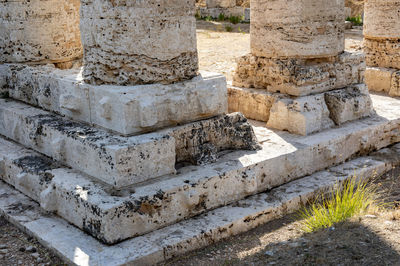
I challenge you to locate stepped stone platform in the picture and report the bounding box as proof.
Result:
[1,142,399,265]
[0,93,399,263]
[0,64,227,136]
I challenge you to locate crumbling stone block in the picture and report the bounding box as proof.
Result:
[324,84,374,125]
[250,0,345,58]
[390,71,400,97]
[80,0,199,85]
[0,0,82,64]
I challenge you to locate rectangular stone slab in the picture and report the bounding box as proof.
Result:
[0,93,399,244]
[0,146,398,265]
[365,67,400,97]
[0,99,176,188]
[0,64,227,135]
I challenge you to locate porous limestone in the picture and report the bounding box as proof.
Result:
[0,64,227,135]
[365,67,397,93]
[0,143,399,265]
[363,0,400,97]
[0,99,176,188]
[364,38,400,69]
[197,6,245,18]
[250,0,345,58]
[0,0,82,65]
[0,93,398,244]
[80,0,198,85]
[233,52,365,96]
[364,0,400,39]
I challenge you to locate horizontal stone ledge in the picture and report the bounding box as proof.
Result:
[0,144,399,265]
[364,38,400,70]
[0,93,399,244]
[0,99,258,188]
[0,64,228,136]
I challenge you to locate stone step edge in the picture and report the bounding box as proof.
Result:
[0,145,399,265]
[0,98,258,188]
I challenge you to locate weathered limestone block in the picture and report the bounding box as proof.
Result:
[265,85,374,135]
[206,0,236,8]
[228,87,275,121]
[250,0,345,58]
[266,94,334,135]
[364,0,400,39]
[324,84,374,125]
[1,64,227,135]
[365,67,396,93]
[233,52,365,96]
[364,39,400,69]
[165,113,260,165]
[198,6,245,18]
[0,99,176,188]
[0,0,82,64]
[80,0,198,85]
[390,71,400,97]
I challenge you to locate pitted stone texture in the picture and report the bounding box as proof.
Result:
[228,86,275,122]
[0,99,176,188]
[364,0,400,39]
[206,0,236,8]
[324,84,375,125]
[164,113,260,165]
[1,64,227,135]
[364,38,400,69]
[80,0,198,85]
[230,85,374,135]
[391,71,400,97]
[0,151,398,266]
[365,67,397,94]
[267,94,335,136]
[250,0,345,58]
[0,0,82,64]
[1,95,399,244]
[233,52,365,96]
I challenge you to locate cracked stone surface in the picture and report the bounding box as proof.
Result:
[0,0,82,64]
[250,0,345,58]
[233,51,365,96]
[80,0,199,85]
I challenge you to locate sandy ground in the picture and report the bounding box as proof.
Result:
[0,22,395,266]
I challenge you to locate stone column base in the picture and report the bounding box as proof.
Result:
[365,67,400,97]
[229,84,374,136]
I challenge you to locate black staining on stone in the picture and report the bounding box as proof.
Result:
[6,202,34,214]
[13,155,58,182]
[82,218,104,243]
[154,189,165,201]
[173,113,260,166]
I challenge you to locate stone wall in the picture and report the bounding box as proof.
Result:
[0,0,82,65]
[80,0,199,85]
